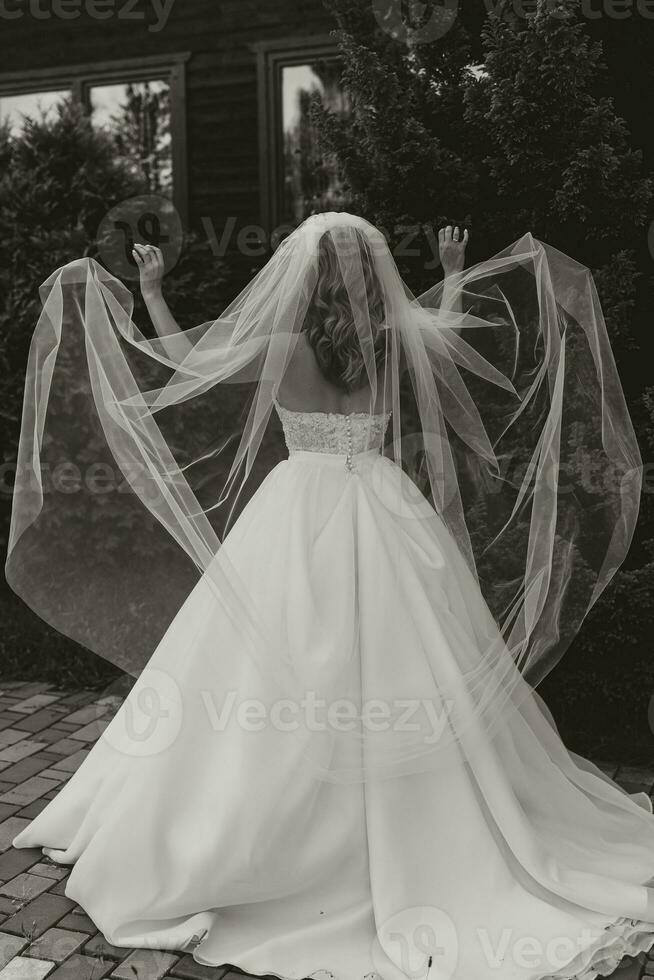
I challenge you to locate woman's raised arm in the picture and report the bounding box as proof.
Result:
[438,224,468,322]
[132,243,194,364]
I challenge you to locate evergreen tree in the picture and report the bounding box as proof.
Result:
[313,0,479,285]
[462,1,651,262]
[0,98,232,687]
[461,3,654,709]
[315,0,654,760]
[0,98,142,686]
[0,98,143,468]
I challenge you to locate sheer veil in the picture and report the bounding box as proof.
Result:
[5,211,642,781]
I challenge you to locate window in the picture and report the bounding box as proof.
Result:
[89,80,173,196]
[254,37,351,235]
[0,53,189,225]
[0,89,69,137]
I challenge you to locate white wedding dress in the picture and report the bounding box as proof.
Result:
[12,398,654,980]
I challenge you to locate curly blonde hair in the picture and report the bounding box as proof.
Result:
[303,228,387,393]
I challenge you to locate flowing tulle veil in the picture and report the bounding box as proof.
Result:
[5,211,642,782]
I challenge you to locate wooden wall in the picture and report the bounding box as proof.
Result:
[0,0,337,240]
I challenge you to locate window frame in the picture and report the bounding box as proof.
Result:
[252,35,342,237]
[0,52,190,226]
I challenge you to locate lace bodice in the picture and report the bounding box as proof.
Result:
[274,398,391,461]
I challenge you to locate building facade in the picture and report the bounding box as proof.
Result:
[0,0,346,249]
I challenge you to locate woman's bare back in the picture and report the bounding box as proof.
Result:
[275,332,393,415]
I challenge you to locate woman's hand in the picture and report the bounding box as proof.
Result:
[132,243,165,298]
[439,225,468,275]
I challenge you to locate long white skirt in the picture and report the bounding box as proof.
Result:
[12,448,654,980]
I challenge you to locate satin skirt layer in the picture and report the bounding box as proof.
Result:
[13,449,654,980]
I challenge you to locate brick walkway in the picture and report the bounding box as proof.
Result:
[0,681,653,980]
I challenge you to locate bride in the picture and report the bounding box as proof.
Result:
[6,213,654,980]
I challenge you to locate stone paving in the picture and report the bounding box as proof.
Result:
[0,681,653,980]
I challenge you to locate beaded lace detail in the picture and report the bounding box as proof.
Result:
[274,399,391,465]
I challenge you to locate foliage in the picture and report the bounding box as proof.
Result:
[316,0,654,758]
[462,1,651,252]
[314,1,477,287]
[0,99,141,463]
[0,97,234,686]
